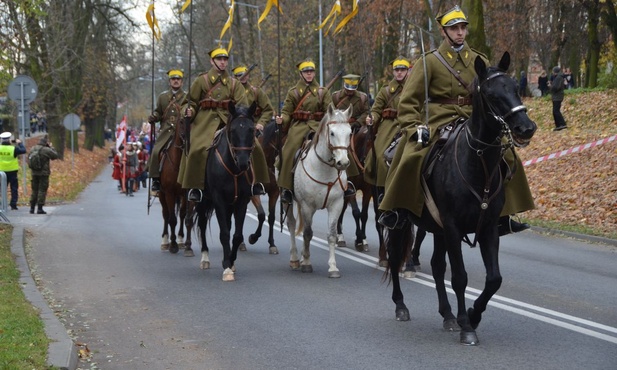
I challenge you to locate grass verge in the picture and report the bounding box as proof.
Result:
[0,224,49,369]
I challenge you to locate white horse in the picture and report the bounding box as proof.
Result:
[287,104,353,278]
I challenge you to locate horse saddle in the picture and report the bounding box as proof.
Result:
[422,117,467,178]
[291,129,316,173]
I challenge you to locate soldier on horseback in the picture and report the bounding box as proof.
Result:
[147,69,186,192]
[179,47,266,203]
[378,5,534,235]
[331,74,370,131]
[275,59,358,205]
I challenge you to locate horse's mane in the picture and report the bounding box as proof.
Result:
[315,107,348,140]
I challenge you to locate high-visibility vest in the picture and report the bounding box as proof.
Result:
[0,144,18,172]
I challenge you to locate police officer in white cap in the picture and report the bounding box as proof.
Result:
[0,132,26,210]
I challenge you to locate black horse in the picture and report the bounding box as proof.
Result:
[194,102,258,281]
[385,52,536,345]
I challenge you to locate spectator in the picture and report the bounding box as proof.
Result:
[519,71,528,97]
[550,66,567,131]
[538,70,549,96]
[0,132,27,210]
[29,135,59,214]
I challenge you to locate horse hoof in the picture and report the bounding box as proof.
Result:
[379,260,389,268]
[460,331,479,346]
[269,246,279,255]
[301,265,313,273]
[414,263,421,272]
[222,268,235,282]
[184,249,195,257]
[337,240,347,248]
[169,244,179,254]
[403,270,415,279]
[443,319,461,332]
[161,244,170,251]
[239,243,247,252]
[290,260,300,270]
[328,270,341,278]
[232,265,237,272]
[200,261,210,270]
[355,242,368,252]
[248,235,258,244]
[395,308,410,321]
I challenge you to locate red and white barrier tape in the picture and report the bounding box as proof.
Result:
[523,134,617,167]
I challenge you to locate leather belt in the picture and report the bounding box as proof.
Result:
[199,98,231,110]
[430,96,472,106]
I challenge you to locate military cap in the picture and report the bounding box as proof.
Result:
[167,69,183,79]
[392,57,411,70]
[232,65,249,77]
[436,5,469,27]
[209,47,229,59]
[297,60,316,72]
[342,74,361,90]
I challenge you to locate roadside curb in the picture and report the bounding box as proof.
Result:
[11,226,78,370]
[530,226,617,248]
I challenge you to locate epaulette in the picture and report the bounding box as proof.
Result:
[470,48,488,60]
[198,71,208,76]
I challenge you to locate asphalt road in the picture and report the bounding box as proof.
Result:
[15,166,617,369]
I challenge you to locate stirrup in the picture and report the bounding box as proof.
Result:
[251,183,266,196]
[151,179,160,191]
[344,181,356,197]
[378,210,408,230]
[498,215,530,236]
[281,188,293,204]
[188,188,203,202]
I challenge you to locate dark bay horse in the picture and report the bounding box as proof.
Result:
[243,118,280,255]
[336,124,375,252]
[385,52,536,345]
[157,117,187,254]
[194,102,257,281]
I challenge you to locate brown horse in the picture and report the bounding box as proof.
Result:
[157,118,188,255]
[243,119,281,254]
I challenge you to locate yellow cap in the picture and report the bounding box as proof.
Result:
[297,60,316,72]
[392,57,411,70]
[168,69,183,78]
[342,74,361,90]
[232,65,249,77]
[209,47,229,59]
[436,5,468,27]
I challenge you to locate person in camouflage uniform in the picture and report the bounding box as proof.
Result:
[363,57,411,199]
[147,69,186,191]
[232,64,273,192]
[379,6,534,235]
[179,47,266,202]
[275,60,357,204]
[29,135,59,214]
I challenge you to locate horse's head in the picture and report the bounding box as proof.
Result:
[474,52,537,147]
[226,102,257,171]
[316,103,353,170]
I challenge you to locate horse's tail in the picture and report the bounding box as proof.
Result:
[382,224,414,283]
[295,202,304,237]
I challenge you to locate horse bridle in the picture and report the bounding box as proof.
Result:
[313,120,351,167]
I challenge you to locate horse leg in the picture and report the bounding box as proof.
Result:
[287,206,300,270]
[197,205,210,269]
[403,226,427,278]
[386,225,413,321]
[348,195,365,251]
[216,209,234,281]
[357,189,371,252]
[247,196,265,248]
[300,208,314,274]
[374,186,388,267]
[159,192,170,251]
[442,228,479,344]
[184,201,196,257]
[468,231,503,333]
[266,197,279,254]
[327,206,342,278]
[166,195,179,254]
[230,203,249,276]
[336,199,348,248]
[431,233,459,332]
[177,197,186,248]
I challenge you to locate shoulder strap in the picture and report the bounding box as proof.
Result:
[432,50,470,89]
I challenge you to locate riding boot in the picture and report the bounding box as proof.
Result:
[188,188,203,203]
[281,188,293,205]
[344,181,356,198]
[151,178,161,191]
[378,208,410,230]
[37,205,47,215]
[498,215,530,236]
[251,182,266,196]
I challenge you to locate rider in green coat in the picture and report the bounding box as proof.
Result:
[378,6,534,235]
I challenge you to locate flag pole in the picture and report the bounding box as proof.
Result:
[184,0,194,157]
[148,1,156,212]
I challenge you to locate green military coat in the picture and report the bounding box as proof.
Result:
[178,68,248,190]
[380,40,535,217]
[331,89,369,126]
[148,89,186,178]
[240,81,274,184]
[278,79,332,190]
[363,78,405,186]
